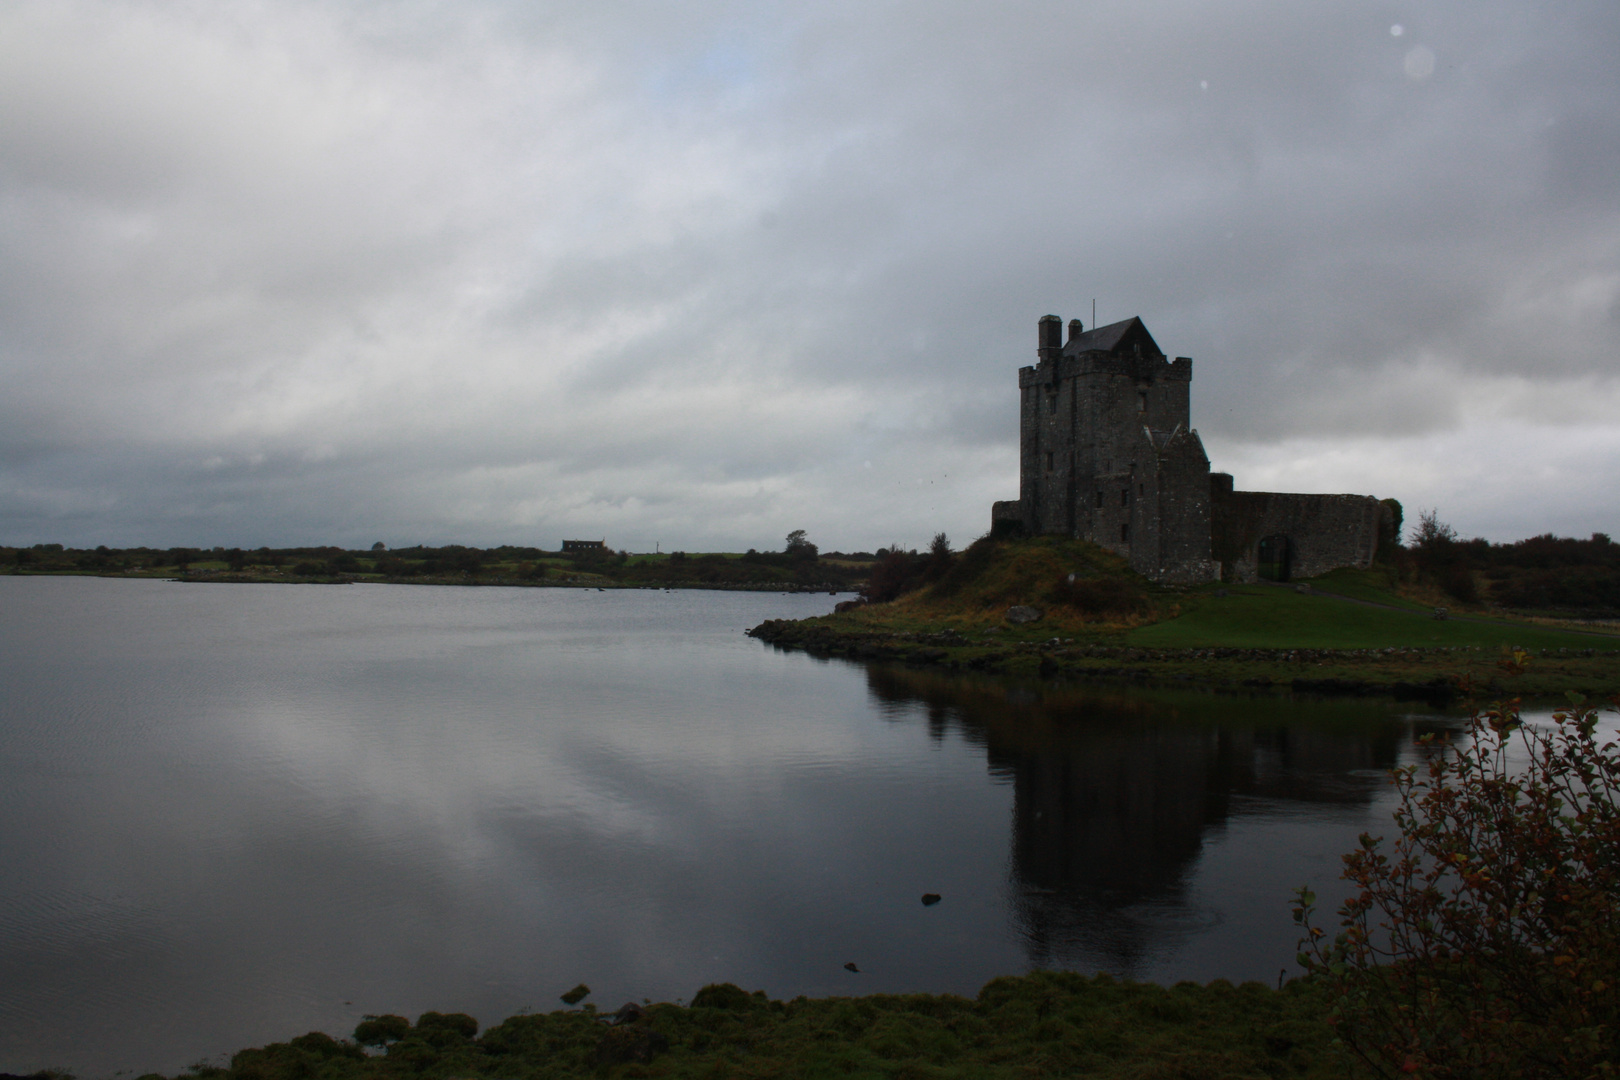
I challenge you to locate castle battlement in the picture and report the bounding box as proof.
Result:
[1019,353,1191,388]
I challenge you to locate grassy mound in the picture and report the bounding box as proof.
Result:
[893,536,1159,630]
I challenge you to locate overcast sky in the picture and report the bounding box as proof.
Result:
[2,0,1617,553]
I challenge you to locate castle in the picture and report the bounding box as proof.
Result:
[991,314,1389,584]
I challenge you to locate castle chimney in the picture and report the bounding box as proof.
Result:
[1038,315,1062,360]
[1068,319,1083,343]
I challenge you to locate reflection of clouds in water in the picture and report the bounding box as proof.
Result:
[5,579,1499,1073]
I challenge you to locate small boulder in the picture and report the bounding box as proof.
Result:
[1005,605,1043,625]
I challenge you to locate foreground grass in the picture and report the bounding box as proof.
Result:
[146,973,1343,1080]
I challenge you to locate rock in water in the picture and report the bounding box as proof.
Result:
[921,893,942,906]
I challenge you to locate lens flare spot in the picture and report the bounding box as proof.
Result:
[1404,45,1436,79]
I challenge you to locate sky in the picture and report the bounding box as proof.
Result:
[2,0,1617,554]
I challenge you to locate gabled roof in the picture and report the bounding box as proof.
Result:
[1062,316,1163,358]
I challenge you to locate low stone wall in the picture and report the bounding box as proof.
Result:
[1212,491,1381,583]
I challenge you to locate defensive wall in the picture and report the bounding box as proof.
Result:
[1209,474,1384,583]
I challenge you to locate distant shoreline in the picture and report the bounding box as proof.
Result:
[4,568,856,593]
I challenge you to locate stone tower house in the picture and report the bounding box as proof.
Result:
[993,313,1385,584]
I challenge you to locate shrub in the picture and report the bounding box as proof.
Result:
[416,1010,478,1040]
[1294,684,1620,1078]
[1440,564,1478,604]
[860,546,924,603]
[353,1013,410,1046]
[690,982,763,1011]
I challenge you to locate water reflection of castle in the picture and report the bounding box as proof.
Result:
[863,667,1440,973]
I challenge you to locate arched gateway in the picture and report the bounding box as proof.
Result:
[1257,534,1292,582]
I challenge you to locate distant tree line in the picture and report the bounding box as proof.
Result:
[0,533,873,590]
[1398,510,1620,615]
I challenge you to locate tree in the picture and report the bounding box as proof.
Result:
[1410,508,1458,550]
[1409,509,1480,603]
[922,532,953,583]
[784,529,818,562]
[1294,679,1620,1079]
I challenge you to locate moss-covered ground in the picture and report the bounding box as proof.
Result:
[139,973,1345,1080]
[749,538,1620,698]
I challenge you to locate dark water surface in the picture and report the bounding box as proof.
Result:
[0,576,1453,1075]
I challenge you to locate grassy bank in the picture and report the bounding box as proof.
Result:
[135,973,1342,1080]
[749,537,1620,697]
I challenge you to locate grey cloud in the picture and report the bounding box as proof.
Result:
[2,0,1617,549]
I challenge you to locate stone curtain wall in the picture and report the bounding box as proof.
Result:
[1211,490,1382,583]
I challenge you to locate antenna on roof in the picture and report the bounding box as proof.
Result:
[1092,299,1096,327]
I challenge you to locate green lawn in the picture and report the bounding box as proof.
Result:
[1131,579,1620,651]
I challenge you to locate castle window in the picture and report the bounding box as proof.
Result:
[1120,489,1130,507]
[1121,523,1130,542]
[1046,452,1054,471]
[1048,394,1057,414]
[1138,483,1144,496]
[1094,490,1103,508]
[1138,392,1147,413]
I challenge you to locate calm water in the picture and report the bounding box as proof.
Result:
[0,576,1454,1075]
